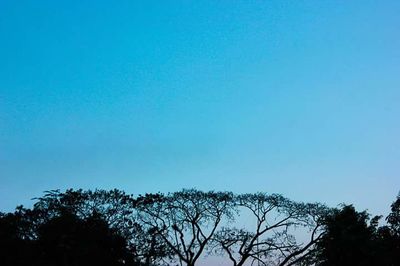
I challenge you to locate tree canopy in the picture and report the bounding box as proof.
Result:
[0,189,399,266]
[314,194,400,266]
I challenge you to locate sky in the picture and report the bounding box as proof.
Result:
[1,1,399,216]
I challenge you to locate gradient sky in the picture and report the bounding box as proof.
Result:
[1,1,399,216]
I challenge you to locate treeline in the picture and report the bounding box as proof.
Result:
[0,189,399,266]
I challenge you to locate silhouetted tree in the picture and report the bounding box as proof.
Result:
[373,194,400,266]
[32,189,168,265]
[314,205,378,266]
[213,193,328,266]
[33,189,136,235]
[0,209,38,266]
[0,207,139,266]
[128,221,172,265]
[37,211,138,266]
[135,189,235,266]
[3,188,399,266]
[1,190,154,266]
[386,194,400,235]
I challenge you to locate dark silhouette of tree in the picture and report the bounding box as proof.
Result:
[373,194,400,266]
[2,188,399,266]
[135,189,235,266]
[32,189,169,265]
[213,193,328,266]
[0,209,38,266]
[0,207,138,266]
[37,211,138,266]
[128,221,172,265]
[314,194,400,266]
[386,194,400,235]
[314,205,378,266]
[33,189,136,235]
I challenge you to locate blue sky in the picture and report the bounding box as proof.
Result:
[1,1,399,215]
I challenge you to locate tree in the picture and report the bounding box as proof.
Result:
[214,193,328,266]
[0,209,39,266]
[9,188,400,266]
[373,194,400,266]
[128,221,172,265]
[386,193,400,235]
[315,205,376,266]
[0,207,140,266]
[33,189,136,236]
[135,189,235,266]
[37,211,138,266]
[32,189,169,265]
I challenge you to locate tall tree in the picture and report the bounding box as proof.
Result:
[214,193,327,266]
[386,194,400,235]
[0,207,140,266]
[374,194,400,266]
[37,211,138,266]
[315,205,376,266]
[32,189,168,265]
[33,189,136,235]
[0,209,39,266]
[135,189,235,266]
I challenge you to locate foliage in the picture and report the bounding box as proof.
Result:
[314,195,400,266]
[0,208,139,266]
[1,189,399,266]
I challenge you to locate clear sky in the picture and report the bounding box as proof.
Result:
[1,1,399,216]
